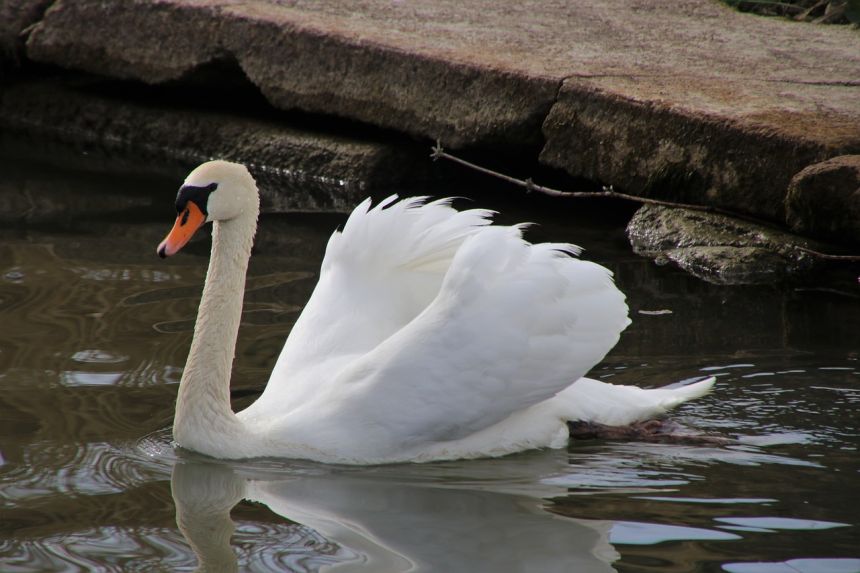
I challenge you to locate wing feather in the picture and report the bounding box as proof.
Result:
[311,225,630,454]
[241,197,493,419]
[240,197,630,462]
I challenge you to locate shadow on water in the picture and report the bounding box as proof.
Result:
[0,149,858,572]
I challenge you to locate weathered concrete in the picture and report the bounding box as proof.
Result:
[785,155,860,247]
[23,0,562,150]
[0,76,424,211]
[540,81,856,223]
[626,205,825,284]
[538,6,860,224]
[18,0,860,236]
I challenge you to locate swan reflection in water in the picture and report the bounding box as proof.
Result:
[170,452,620,572]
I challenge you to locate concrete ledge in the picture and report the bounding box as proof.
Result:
[540,80,850,222]
[24,0,560,148]
[0,76,423,211]
[7,0,860,251]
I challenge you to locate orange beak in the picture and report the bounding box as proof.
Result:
[157,202,207,258]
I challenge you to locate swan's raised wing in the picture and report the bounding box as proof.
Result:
[244,197,493,417]
[287,225,630,461]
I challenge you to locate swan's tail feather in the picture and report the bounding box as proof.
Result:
[654,376,716,406]
[558,376,716,426]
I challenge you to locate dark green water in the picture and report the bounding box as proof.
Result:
[0,150,858,572]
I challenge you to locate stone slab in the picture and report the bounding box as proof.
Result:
[0,76,423,211]
[541,76,859,223]
[15,0,860,240]
[24,0,562,149]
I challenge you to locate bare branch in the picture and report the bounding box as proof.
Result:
[431,141,771,219]
[795,247,860,261]
[430,141,860,262]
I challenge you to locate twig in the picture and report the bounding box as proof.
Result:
[432,141,771,222]
[795,247,860,261]
[430,141,860,262]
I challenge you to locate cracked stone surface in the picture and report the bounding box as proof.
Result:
[3,0,859,246]
[24,0,565,149]
[22,1,860,146]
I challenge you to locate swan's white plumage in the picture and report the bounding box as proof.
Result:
[255,196,494,410]
[166,161,715,464]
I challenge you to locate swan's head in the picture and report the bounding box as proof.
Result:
[157,160,258,258]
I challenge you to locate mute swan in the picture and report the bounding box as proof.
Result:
[157,160,714,464]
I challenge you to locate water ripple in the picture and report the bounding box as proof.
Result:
[233,521,359,572]
[723,558,860,573]
[0,527,196,572]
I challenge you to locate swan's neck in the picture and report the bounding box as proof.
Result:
[173,210,257,455]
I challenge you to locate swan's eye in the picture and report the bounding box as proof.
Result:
[175,182,218,214]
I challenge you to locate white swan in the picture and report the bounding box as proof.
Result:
[157,160,714,464]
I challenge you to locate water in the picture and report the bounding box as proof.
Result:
[0,150,858,572]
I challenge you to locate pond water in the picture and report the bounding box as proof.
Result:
[0,149,858,572]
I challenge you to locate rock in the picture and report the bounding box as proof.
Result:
[785,155,860,247]
[0,76,424,211]
[627,204,822,284]
[662,246,798,285]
